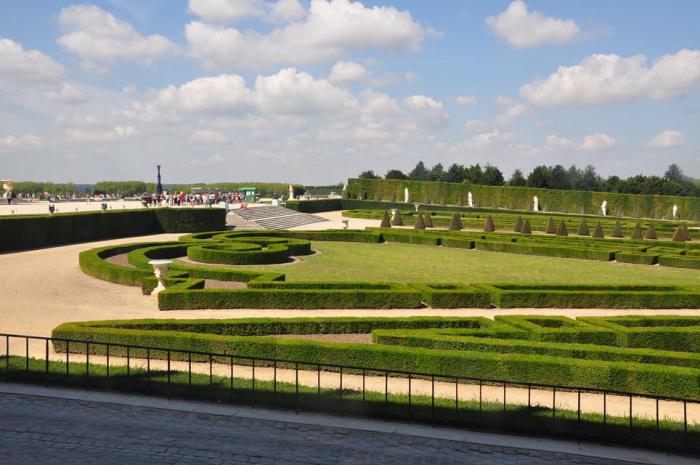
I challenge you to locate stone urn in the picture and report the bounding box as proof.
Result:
[148,259,173,295]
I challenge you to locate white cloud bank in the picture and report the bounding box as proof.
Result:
[58,5,175,70]
[521,49,700,106]
[545,133,616,152]
[486,0,581,48]
[646,130,685,148]
[186,0,431,69]
[0,134,41,150]
[188,0,306,23]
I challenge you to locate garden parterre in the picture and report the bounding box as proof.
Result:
[79,229,700,310]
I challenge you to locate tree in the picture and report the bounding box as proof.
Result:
[423,212,434,227]
[645,223,657,240]
[358,170,380,179]
[577,219,590,236]
[514,217,523,232]
[527,165,552,188]
[630,222,643,240]
[665,164,685,183]
[611,220,624,238]
[508,169,527,187]
[391,209,403,226]
[545,217,557,234]
[464,164,484,184]
[592,221,605,238]
[408,161,429,180]
[556,220,568,236]
[484,215,495,232]
[550,165,571,190]
[385,169,407,180]
[445,163,465,183]
[482,164,504,186]
[428,163,446,182]
[520,219,532,234]
[578,165,601,191]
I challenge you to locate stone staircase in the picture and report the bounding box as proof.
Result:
[227,205,328,230]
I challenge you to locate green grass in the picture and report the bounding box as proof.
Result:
[239,241,700,285]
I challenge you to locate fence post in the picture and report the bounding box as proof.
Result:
[229,356,234,401]
[6,336,9,373]
[85,342,90,383]
[66,341,70,377]
[273,360,277,405]
[655,398,659,444]
[25,337,29,372]
[295,362,299,413]
[146,348,150,386]
[362,369,365,403]
[106,344,110,380]
[317,364,321,402]
[577,389,581,442]
[188,352,192,389]
[455,378,459,419]
[684,400,688,451]
[45,339,49,377]
[408,373,411,408]
[252,359,256,406]
[431,375,435,427]
[384,371,388,416]
[629,395,633,438]
[167,350,171,398]
[603,391,607,426]
[339,366,343,410]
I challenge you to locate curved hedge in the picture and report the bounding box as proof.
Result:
[187,243,290,265]
[0,208,226,253]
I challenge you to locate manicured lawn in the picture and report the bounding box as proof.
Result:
[241,241,700,284]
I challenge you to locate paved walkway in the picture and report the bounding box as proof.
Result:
[0,386,678,465]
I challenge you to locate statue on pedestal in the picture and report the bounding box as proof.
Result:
[533,196,539,212]
[601,200,607,216]
[404,187,411,203]
[468,192,473,208]
[288,184,295,200]
[673,204,678,219]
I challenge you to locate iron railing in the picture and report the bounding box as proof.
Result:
[1,332,698,455]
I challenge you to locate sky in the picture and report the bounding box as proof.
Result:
[0,0,699,184]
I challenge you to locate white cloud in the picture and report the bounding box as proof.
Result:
[465,129,515,149]
[66,125,138,142]
[465,119,487,133]
[486,0,581,48]
[646,130,685,148]
[269,0,306,22]
[0,37,65,81]
[186,0,429,69]
[328,61,371,84]
[188,129,230,143]
[521,49,700,106]
[404,71,419,84]
[578,132,615,151]
[58,5,175,69]
[544,134,574,150]
[495,96,514,105]
[0,134,41,150]
[495,103,528,125]
[188,0,266,22]
[455,96,478,105]
[402,95,448,129]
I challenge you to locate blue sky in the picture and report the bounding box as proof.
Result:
[1,0,699,184]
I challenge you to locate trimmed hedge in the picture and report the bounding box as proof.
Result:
[52,315,700,399]
[347,178,700,220]
[475,240,617,261]
[0,208,226,253]
[409,283,492,308]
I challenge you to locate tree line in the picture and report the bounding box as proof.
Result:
[358,162,700,197]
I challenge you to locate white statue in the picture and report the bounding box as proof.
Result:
[288,184,295,200]
[341,184,347,198]
[533,196,539,212]
[404,187,411,203]
[467,191,473,208]
[148,259,172,295]
[601,200,607,216]
[391,208,399,222]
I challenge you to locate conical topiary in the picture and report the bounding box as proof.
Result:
[380,210,392,228]
[644,222,657,240]
[556,220,568,236]
[672,225,686,242]
[577,219,590,236]
[484,215,495,232]
[514,217,524,233]
[414,213,426,230]
[630,222,643,240]
[592,221,605,238]
[391,209,403,226]
[684,224,693,241]
[545,217,557,234]
[611,220,624,238]
[520,219,532,234]
[423,212,433,228]
[448,213,463,231]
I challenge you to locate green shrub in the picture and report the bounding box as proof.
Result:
[577,219,590,236]
[514,216,523,232]
[612,220,624,238]
[659,255,700,270]
[592,221,605,238]
[408,283,491,308]
[630,222,643,240]
[556,220,568,236]
[520,219,532,234]
[380,210,392,228]
[484,215,495,232]
[448,213,463,231]
[423,212,433,228]
[545,217,556,234]
[391,209,403,226]
[414,213,426,230]
[645,223,658,240]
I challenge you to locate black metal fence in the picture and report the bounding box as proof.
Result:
[1,332,698,455]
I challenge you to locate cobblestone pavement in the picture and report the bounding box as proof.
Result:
[0,393,646,465]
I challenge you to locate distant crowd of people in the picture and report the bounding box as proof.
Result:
[140,191,252,208]
[3,191,120,204]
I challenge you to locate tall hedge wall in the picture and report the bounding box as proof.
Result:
[0,208,226,253]
[347,178,700,220]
